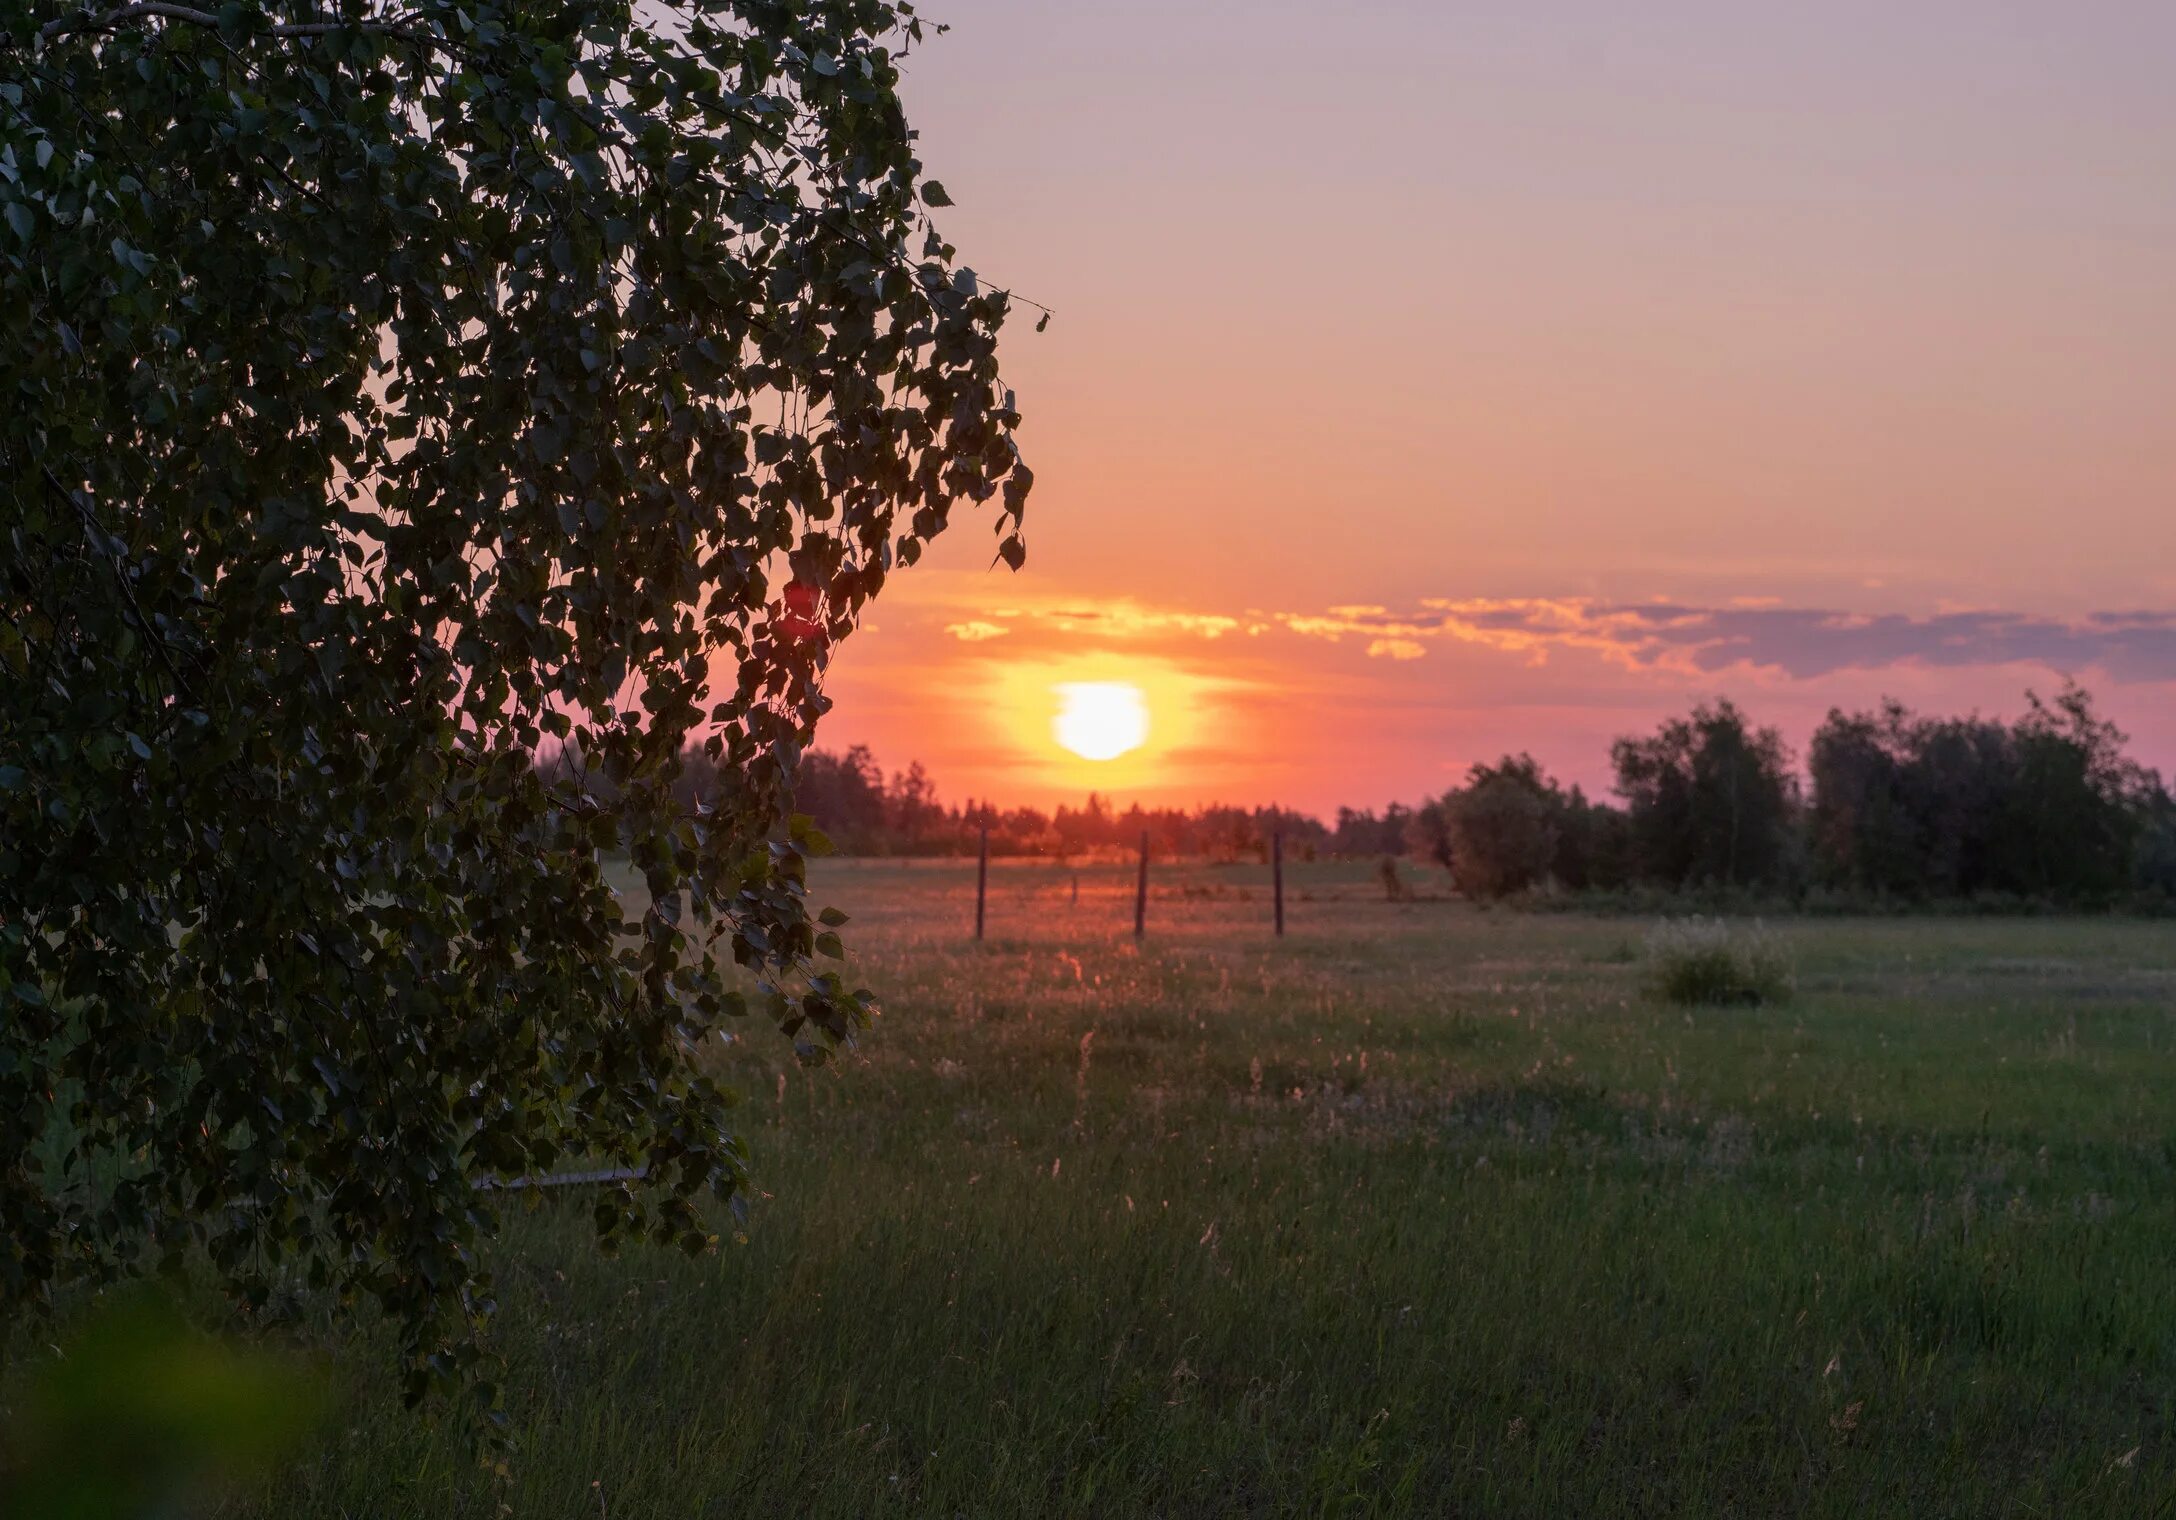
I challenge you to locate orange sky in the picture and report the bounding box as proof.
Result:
[818,2,2176,815]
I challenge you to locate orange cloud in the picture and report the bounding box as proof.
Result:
[1287,597,2176,683]
[1366,638,1428,661]
[945,620,1010,642]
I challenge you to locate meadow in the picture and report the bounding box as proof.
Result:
[243,859,2176,1518]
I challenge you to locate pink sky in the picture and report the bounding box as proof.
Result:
[816,2,2176,815]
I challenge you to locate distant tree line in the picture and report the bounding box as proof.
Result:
[688,684,2176,909]
[1408,685,2176,909]
[675,743,1328,861]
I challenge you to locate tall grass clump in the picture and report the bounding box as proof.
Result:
[1643,917,1794,1006]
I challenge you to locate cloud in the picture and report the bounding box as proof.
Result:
[945,621,1009,642]
[945,598,1244,644]
[1279,611,1445,644]
[1366,638,1428,661]
[919,577,2176,688]
[1280,599,2176,684]
[1090,607,1244,639]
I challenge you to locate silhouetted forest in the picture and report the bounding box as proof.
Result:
[671,684,2176,909]
[671,742,1329,862]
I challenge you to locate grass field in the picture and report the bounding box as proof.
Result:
[241,859,2176,1517]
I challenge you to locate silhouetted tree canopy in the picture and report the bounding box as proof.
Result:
[1403,757,1631,900]
[1613,700,1797,890]
[1550,784,1633,892]
[1432,756,1561,900]
[1809,685,2155,904]
[0,0,1028,1406]
[1332,803,1412,860]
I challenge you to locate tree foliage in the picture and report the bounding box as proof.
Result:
[1612,700,1797,890]
[1432,756,1561,901]
[1549,784,1632,892]
[0,0,1029,1403]
[1406,756,1631,900]
[679,743,1338,860]
[1808,686,2154,903]
[1330,802,1411,860]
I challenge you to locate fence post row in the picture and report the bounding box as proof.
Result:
[971,828,1289,941]
[975,824,989,941]
[1133,830,1149,940]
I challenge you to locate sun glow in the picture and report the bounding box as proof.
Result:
[1052,682,1150,761]
[974,651,1243,795]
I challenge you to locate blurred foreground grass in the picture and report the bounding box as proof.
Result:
[4,1293,322,1519]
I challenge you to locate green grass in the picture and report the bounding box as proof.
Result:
[243,859,2176,1517]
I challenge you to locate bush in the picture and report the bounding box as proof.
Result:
[1379,857,1412,901]
[1643,918,1794,1006]
[1443,769,1559,899]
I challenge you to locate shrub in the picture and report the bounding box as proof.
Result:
[1643,918,1794,1006]
[1379,856,1412,901]
[1443,769,1559,899]
[1411,754,1570,900]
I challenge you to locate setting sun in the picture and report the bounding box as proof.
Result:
[1052,681,1149,761]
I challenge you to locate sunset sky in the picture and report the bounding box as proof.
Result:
[820,1,2176,815]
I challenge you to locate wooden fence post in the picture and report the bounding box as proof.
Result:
[975,824,989,941]
[1273,828,1285,937]
[1133,830,1149,940]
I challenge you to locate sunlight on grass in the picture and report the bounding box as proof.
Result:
[237,861,2176,1518]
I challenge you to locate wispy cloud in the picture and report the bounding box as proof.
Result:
[1276,599,2176,683]
[919,577,2176,687]
[1034,605,1251,639]
[916,585,1262,648]
[945,621,1010,642]
[1366,638,1428,661]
